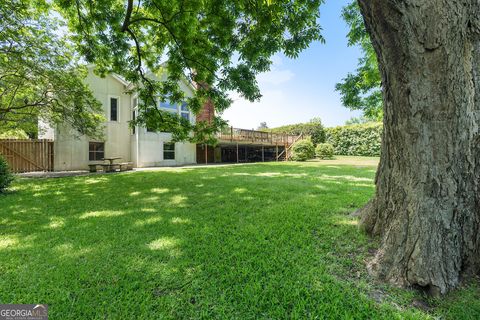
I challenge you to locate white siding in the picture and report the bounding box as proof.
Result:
[53,67,197,171]
[135,130,196,167]
[54,70,132,171]
[132,70,197,167]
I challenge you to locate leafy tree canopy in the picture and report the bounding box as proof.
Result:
[0,129,29,139]
[54,0,324,140]
[0,1,104,139]
[345,116,376,125]
[268,117,325,145]
[335,2,382,122]
[257,122,269,130]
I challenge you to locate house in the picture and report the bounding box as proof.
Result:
[40,67,197,171]
[36,66,302,172]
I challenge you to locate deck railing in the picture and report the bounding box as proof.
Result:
[217,126,299,145]
[276,133,304,161]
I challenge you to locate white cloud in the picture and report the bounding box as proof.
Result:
[222,90,291,129]
[220,55,298,129]
[256,55,294,86]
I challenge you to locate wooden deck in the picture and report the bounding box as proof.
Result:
[217,127,299,146]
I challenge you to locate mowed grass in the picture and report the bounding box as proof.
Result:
[1,160,479,319]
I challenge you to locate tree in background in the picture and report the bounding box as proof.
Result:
[345,116,375,125]
[0,129,29,140]
[268,117,325,145]
[0,1,104,139]
[335,2,382,122]
[257,122,269,131]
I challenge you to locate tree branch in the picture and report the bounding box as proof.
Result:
[121,0,134,32]
[124,26,164,123]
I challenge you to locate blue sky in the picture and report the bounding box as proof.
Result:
[221,0,363,129]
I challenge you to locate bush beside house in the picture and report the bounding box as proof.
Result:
[325,122,382,156]
[315,143,334,159]
[0,156,14,193]
[291,139,315,161]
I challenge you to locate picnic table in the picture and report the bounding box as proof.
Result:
[101,157,122,172]
[102,157,122,165]
[88,157,134,173]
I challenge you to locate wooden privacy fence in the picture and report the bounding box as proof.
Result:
[0,139,54,173]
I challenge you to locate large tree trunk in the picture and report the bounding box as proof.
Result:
[357,0,480,294]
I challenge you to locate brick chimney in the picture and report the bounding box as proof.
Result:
[196,99,215,124]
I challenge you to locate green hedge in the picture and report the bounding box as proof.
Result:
[325,122,382,156]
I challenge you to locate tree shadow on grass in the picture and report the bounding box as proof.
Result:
[1,163,452,319]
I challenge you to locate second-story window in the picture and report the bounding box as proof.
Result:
[110,97,119,121]
[132,110,136,134]
[132,98,137,134]
[160,99,177,114]
[180,103,189,121]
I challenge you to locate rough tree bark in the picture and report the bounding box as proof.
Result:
[357,0,480,294]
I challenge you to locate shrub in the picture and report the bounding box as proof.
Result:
[325,122,382,157]
[291,139,315,161]
[0,156,14,193]
[315,143,334,159]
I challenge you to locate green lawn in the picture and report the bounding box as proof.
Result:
[1,161,479,319]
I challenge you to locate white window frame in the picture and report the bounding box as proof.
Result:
[163,142,176,161]
[108,95,121,122]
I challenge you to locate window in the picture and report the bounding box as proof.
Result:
[161,99,177,113]
[132,110,136,134]
[163,142,175,160]
[180,102,189,121]
[89,142,104,161]
[110,97,119,121]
